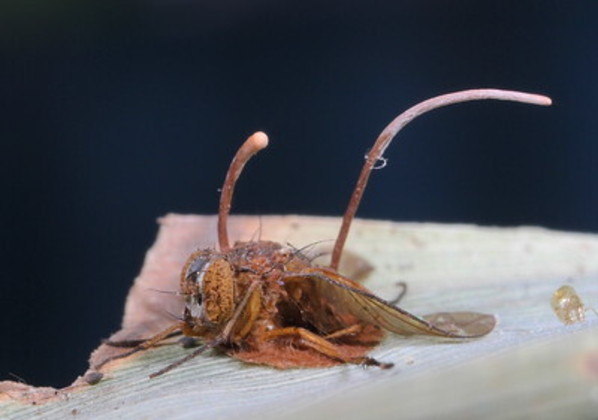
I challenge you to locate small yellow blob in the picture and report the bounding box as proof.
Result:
[551,285,586,325]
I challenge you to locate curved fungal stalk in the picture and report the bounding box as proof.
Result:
[329,89,552,270]
[218,132,269,251]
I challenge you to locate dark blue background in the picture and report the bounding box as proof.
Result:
[1,1,597,387]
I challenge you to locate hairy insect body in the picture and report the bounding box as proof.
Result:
[178,241,382,368]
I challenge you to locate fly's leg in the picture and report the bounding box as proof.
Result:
[103,330,183,348]
[148,342,215,378]
[103,338,146,348]
[263,327,393,369]
[388,281,408,306]
[324,324,363,339]
[148,282,262,378]
[94,323,184,370]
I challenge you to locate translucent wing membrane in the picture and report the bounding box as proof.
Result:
[422,312,497,337]
[284,268,496,338]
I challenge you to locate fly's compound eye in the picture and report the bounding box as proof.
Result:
[185,272,203,305]
[180,251,213,306]
[179,252,235,326]
[201,258,236,325]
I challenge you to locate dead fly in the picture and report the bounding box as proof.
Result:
[551,285,596,325]
[96,89,551,378]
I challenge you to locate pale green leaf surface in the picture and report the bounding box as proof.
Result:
[2,215,598,419]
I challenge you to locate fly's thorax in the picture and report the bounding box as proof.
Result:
[228,240,313,275]
[180,250,236,327]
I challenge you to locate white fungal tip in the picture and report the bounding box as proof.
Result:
[249,131,269,150]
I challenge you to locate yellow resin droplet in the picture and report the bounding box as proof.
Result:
[551,285,586,325]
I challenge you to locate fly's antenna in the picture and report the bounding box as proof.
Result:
[330,89,552,270]
[218,132,269,251]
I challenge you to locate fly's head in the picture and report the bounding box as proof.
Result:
[180,250,235,332]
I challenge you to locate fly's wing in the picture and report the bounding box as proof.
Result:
[284,268,496,338]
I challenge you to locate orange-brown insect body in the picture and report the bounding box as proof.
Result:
[179,241,385,368]
[96,89,552,377]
